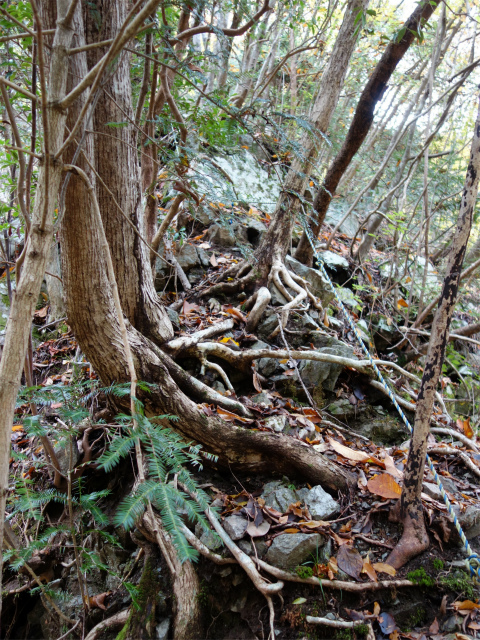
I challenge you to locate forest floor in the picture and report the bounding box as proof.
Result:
[3,220,480,640]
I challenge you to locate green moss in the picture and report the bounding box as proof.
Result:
[438,571,476,599]
[355,624,370,638]
[405,607,426,629]
[406,567,435,587]
[334,630,352,640]
[432,558,444,571]
[295,565,314,579]
[116,556,159,639]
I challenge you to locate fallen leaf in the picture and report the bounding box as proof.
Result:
[12,424,24,432]
[253,371,262,393]
[219,336,239,346]
[210,254,218,267]
[293,597,307,605]
[468,621,480,630]
[362,554,378,582]
[216,407,253,423]
[283,528,300,534]
[224,307,246,322]
[383,453,402,478]
[328,557,338,574]
[367,474,402,500]
[389,631,399,640]
[373,601,381,616]
[429,618,439,634]
[378,612,397,634]
[397,298,409,309]
[328,438,384,467]
[297,520,330,528]
[337,545,363,580]
[372,562,396,576]
[246,520,270,537]
[453,600,480,611]
[89,592,109,610]
[182,301,201,315]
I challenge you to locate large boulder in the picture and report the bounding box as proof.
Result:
[299,341,354,393]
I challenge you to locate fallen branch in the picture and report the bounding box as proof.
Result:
[428,446,480,479]
[84,610,130,640]
[430,427,479,452]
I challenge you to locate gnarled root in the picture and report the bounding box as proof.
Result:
[387,501,429,569]
[269,259,307,336]
[201,263,256,297]
[245,286,271,332]
[141,510,202,640]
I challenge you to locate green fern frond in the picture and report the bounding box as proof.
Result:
[113,479,158,530]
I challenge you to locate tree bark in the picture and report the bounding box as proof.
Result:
[294,0,439,266]
[253,0,369,271]
[0,0,79,609]
[388,93,480,569]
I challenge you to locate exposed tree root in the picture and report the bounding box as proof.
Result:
[306,616,374,634]
[202,268,256,297]
[141,510,202,640]
[428,446,480,479]
[387,505,429,569]
[245,286,271,332]
[84,610,129,640]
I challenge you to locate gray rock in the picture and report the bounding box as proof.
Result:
[166,306,180,329]
[335,286,357,308]
[207,223,236,247]
[251,340,281,377]
[266,533,325,571]
[269,283,289,306]
[460,505,480,538]
[301,314,318,330]
[325,203,359,237]
[251,392,273,407]
[156,618,170,640]
[285,255,334,305]
[264,415,287,432]
[257,312,279,340]
[196,246,210,267]
[238,539,253,555]
[176,243,200,271]
[304,485,340,520]
[423,482,443,501]
[223,514,248,541]
[325,398,357,420]
[299,342,354,392]
[271,486,298,513]
[350,415,407,445]
[442,615,462,633]
[318,250,349,270]
[195,523,223,551]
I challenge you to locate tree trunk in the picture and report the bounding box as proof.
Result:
[294,0,439,266]
[387,93,480,569]
[253,0,369,272]
[0,0,80,607]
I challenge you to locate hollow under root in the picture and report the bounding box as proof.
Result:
[201,266,255,298]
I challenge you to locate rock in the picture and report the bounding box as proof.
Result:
[442,615,462,633]
[423,482,443,501]
[156,619,170,640]
[238,539,253,555]
[263,484,298,513]
[207,223,236,247]
[245,218,267,247]
[380,255,440,298]
[301,314,318,330]
[350,415,407,445]
[257,312,279,340]
[264,415,287,432]
[166,307,180,329]
[176,243,200,271]
[334,286,357,308]
[325,398,358,420]
[223,514,248,541]
[269,283,289,306]
[195,523,223,551]
[299,342,354,393]
[285,255,334,305]
[251,340,282,377]
[460,505,480,538]
[318,250,349,271]
[212,380,226,393]
[266,533,325,571]
[303,485,340,520]
[196,246,210,267]
[251,392,273,407]
[325,203,360,237]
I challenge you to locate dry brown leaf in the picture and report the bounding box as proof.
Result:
[383,453,402,479]
[283,528,300,534]
[373,602,381,616]
[429,618,439,634]
[362,554,378,582]
[453,600,480,611]
[372,562,396,576]
[246,520,270,537]
[367,474,402,500]
[468,622,480,630]
[253,371,262,393]
[328,557,338,574]
[216,407,253,423]
[182,300,201,315]
[337,545,363,580]
[210,254,218,267]
[225,307,246,322]
[89,592,109,610]
[328,438,384,466]
[297,520,330,528]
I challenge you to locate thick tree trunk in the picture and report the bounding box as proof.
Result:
[253,0,369,270]
[387,93,480,569]
[294,0,439,266]
[83,0,173,346]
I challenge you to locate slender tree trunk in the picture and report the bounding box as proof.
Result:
[387,93,480,569]
[294,0,439,266]
[254,0,369,272]
[0,0,78,608]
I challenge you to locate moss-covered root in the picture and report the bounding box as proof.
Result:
[117,554,159,640]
